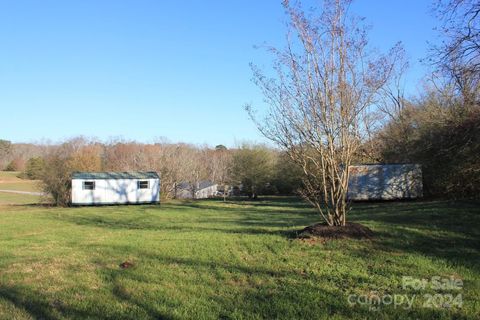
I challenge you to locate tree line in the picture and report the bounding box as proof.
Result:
[0,138,302,206]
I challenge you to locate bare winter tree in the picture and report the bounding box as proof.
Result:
[247,0,402,226]
[148,141,188,199]
[0,139,12,169]
[430,0,480,104]
[180,146,208,199]
[207,147,233,201]
[378,48,410,122]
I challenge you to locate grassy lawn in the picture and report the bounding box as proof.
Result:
[0,192,41,205]
[0,197,478,319]
[0,171,40,192]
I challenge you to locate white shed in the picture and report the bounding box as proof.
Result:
[71,172,160,205]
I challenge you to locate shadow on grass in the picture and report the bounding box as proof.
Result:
[350,200,480,272]
[95,246,464,320]
[58,212,301,238]
[0,281,177,320]
[0,265,463,320]
[0,285,55,319]
[54,198,317,236]
[111,283,176,320]
[179,198,313,212]
[53,198,480,272]
[106,265,370,319]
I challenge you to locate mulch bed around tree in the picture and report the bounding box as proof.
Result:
[297,222,374,240]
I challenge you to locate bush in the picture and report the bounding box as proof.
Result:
[231,144,276,198]
[41,152,72,206]
[271,153,303,195]
[40,138,103,206]
[21,157,45,180]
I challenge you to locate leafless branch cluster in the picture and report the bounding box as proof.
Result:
[431,0,480,104]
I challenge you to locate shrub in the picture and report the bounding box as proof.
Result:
[22,157,45,180]
[41,152,72,206]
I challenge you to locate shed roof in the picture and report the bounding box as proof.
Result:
[198,180,217,190]
[72,171,159,180]
[349,163,420,168]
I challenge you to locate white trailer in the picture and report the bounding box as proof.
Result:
[71,172,160,205]
[347,164,423,201]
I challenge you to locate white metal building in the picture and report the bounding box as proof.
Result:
[71,172,160,205]
[175,181,218,199]
[347,164,423,201]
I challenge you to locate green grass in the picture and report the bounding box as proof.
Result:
[0,197,479,319]
[0,192,40,205]
[0,171,40,192]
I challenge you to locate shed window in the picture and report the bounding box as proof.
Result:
[83,181,95,190]
[138,180,149,189]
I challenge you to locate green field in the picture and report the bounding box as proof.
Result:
[0,171,40,193]
[0,192,40,205]
[0,171,41,205]
[0,196,479,319]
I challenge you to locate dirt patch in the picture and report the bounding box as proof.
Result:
[119,261,135,269]
[298,222,374,240]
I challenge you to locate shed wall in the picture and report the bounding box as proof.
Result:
[175,184,218,199]
[71,178,160,205]
[195,184,218,199]
[347,164,423,200]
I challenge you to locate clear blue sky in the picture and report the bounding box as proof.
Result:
[0,0,438,146]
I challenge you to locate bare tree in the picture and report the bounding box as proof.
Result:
[207,147,233,201]
[248,0,401,226]
[378,48,410,122]
[160,144,185,199]
[0,139,12,169]
[211,148,233,201]
[181,146,209,199]
[430,0,480,104]
[104,140,145,171]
